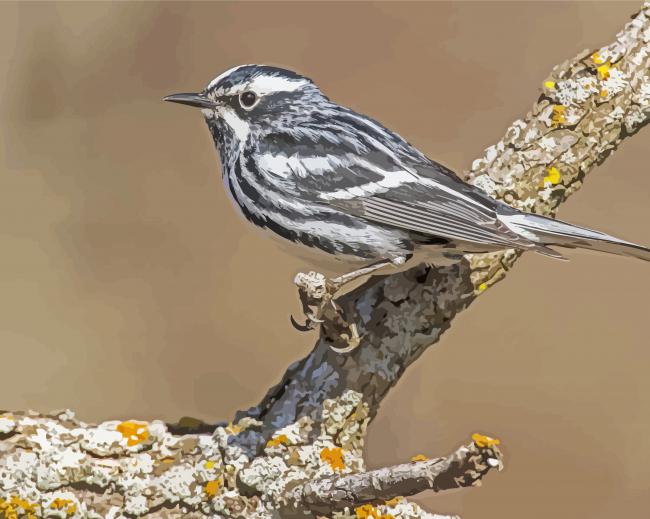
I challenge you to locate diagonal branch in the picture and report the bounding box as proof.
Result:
[234,2,650,454]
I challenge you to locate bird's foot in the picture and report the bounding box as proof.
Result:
[291,271,338,332]
[291,271,363,353]
[290,261,401,351]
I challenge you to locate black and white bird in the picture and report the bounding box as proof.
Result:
[165,65,649,292]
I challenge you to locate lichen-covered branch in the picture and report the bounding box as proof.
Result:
[0,392,500,518]
[1,3,649,518]
[294,437,503,515]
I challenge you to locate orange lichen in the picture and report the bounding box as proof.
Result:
[551,105,566,127]
[266,434,290,448]
[0,496,39,519]
[50,498,76,516]
[384,497,403,507]
[0,498,18,519]
[11,496,37,513]
[204,479,221,497]
[472,433,501,448]
[320,447,345,471]
[356,504,377,519]
[50,498,69,509]
[116,420,149,446]
[355,503,395,519]
[409,454,429,462]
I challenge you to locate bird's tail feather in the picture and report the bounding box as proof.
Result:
[499,211,650,262]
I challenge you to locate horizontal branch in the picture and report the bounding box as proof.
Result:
[0,392,495,519]
[294,439,503,514]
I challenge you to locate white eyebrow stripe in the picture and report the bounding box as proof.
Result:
[246,74,308,95]
[212,73,309,97]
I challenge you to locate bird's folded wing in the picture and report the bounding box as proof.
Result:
[328,181,522,246]
[254,129,529,247]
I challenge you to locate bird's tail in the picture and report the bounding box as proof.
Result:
[499,210,650,262]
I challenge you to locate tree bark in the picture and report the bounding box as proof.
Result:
[1,4,648,518]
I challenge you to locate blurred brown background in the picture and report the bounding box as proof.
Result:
[0,1,648,518]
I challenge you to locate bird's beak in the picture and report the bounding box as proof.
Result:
[163,92,216,109]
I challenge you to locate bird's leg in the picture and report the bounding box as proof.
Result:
[329,258,403,293]
[291,258,404,334]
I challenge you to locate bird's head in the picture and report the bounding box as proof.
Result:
[164,65,325,148]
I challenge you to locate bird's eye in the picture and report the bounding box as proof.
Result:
[239,91,258,109]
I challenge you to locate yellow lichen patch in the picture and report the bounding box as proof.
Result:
[543,80,555,89]
[320,447,345,471]
[409,454,429,462]
[384,497,403,507]
[597,62,611,80]
[478,282,488,293]
[472,433,501,448]
[116,420,149,446]
[540,166,562,187]
[266,434,290,448]
[591,51,605,64]
[204,479,221,498]
[600,89,609,98]
[204,460,217,469]
[551,105,566,127]
[225,421,241,435]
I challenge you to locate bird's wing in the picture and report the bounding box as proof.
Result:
[323,169,525,247]
[254,127,529,248]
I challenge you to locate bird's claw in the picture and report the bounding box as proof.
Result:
[290,314,317,332]
[329,323,361,353]
[290,310,325,331]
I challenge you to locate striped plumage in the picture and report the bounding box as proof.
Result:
[165,65,650,273]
